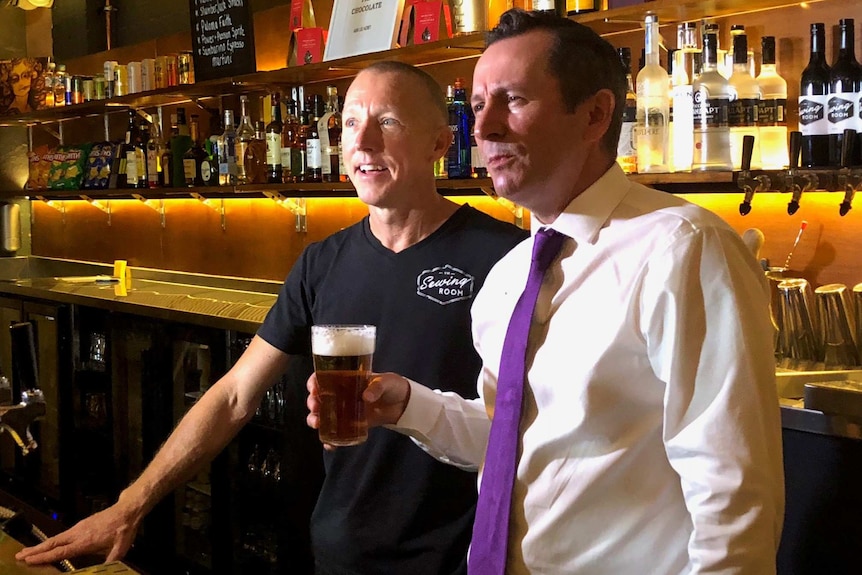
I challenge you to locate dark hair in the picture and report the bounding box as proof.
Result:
[360,60,448,126]
[487,10,626,157]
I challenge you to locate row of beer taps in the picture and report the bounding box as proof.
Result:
[738,129,860,216]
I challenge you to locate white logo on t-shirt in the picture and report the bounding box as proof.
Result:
[416,264,475,305]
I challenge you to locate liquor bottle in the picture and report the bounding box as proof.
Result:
[727,31,761,170]
[672,22,698,172]
[828,18,862,167]
[116,110,136,188]
[125,112,147,189]
[146,116,165,188]
[757,36,790,169]
[219,109,238,185]
[245,120,268,184]
[320,86,345,183]
[44,62,56,108]
[305,95,324,183]
[724,25,755,78]
[635,14,669,173]
[53,64,67,108]
[447,78,472,179]
[566,0,597,15]
[436,86,454,179]
[183,114,207,187]
[201,135,219,186]
[799,23,831,168]
[265,93,284,184]
[531,0,564,18]
[691,32,733,171]
[666,48,676,173]
[170,108,194,186]
[283,97,302,183]
[235,95,256,184]
[616,47,637,174]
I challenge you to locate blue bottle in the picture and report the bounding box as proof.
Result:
[446,78,472,179]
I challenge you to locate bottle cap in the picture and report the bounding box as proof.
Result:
[761,36,776,65]
[732,34,748,65]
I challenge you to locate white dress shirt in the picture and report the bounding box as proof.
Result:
[394,164,785,574]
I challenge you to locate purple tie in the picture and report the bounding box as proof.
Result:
[469,227,567,575]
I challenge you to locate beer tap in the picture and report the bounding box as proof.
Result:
[786,132,808,215]
[738,135,770,216]
[838,128,857,216]
[0,390,45,456]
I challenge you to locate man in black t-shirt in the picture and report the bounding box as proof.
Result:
[17,62,526,574]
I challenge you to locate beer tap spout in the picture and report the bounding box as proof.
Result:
[786,131,804,215]
[837,129,857,216]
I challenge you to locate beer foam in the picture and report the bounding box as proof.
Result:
[312,325,376,356]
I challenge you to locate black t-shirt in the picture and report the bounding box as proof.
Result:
[257,204,527,575]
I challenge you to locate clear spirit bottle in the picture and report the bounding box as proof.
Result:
[692,32,733,171]
[671,22,698,172]
[728,31,761,170]
[635,14,669,173]
[235,95,256,184]
[757,36,789,169]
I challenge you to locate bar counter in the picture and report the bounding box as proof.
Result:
[0,256,279,333]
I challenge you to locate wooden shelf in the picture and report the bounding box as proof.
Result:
[574,0,827,37]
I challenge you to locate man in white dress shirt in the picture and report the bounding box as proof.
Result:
[308,10,785,574]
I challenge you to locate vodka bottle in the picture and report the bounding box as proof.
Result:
[616,47,637,174]
[728,32,761,170]
[799,23,831,168]
[757,36,790,169]
[692,32,733,171]
[827,18,862,166]
[635,14,669,173]
[235,95,256,184]
[672,22,698,172]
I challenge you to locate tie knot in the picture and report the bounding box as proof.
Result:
[532,228,566,273]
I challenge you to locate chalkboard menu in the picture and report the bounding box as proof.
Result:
[189,0,257,82]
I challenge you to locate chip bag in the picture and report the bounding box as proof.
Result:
[82,141,121,190]
[47,144,93,191]
[27,144,52,190]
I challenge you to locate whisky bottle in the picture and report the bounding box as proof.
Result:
[635,14,669,173]
[282,97,301,183]
[219,109,238,186]
[235,95,256,184]
[799,23,831,168]
[146,117,165,188]
[616,47,637,174]
[320,86,344,183]
[757,36,789,170]
[265,93,284,184]
[827,18,862,167]
[728,31,761,170]
[691,32,733,171]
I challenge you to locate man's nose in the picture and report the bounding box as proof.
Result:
[473,102,505,142]
[352,122,382,151]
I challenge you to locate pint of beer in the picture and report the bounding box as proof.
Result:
[311,325,376,446]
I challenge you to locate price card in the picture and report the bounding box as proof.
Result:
[324,0,406,61]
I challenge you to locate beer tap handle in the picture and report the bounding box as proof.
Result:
[787,131,803,215]
[839,128,857,216]
[738,135,756,215]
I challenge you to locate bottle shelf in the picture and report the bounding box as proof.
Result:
[6,173,743,201]
[574,0,830,36]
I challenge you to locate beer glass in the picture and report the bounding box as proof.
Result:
[311,325,376,446]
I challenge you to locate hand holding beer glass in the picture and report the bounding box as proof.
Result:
[311,325,376,446]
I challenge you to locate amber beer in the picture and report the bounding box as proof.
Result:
[311,325,376,446]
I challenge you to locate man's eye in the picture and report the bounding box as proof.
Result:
[381,118,397,126]
[472,103,484,114]
[344,118,356,128]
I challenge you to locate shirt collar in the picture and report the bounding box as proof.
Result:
[530,163,630,245]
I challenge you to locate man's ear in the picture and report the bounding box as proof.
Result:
[432,124,452,161]
[583,88,616,145]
